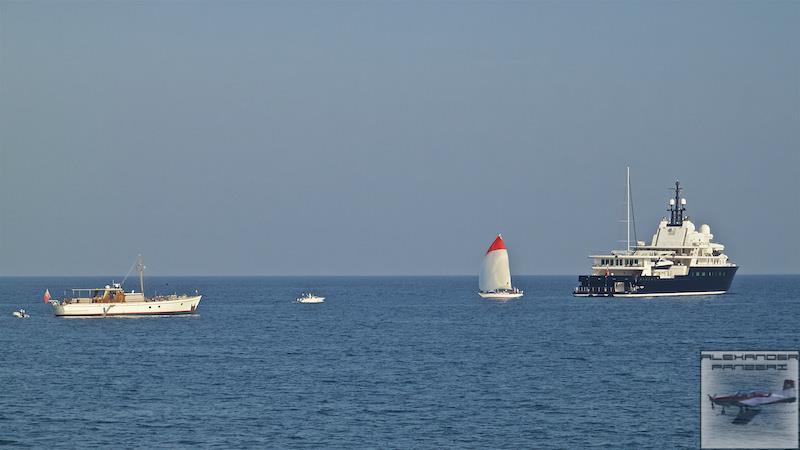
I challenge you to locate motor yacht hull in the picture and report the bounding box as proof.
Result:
[574,266,738,297]
[52,295,202,317]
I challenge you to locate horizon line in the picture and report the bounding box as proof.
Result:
[1,273,798,278]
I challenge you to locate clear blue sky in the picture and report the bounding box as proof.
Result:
[1,1,797,275]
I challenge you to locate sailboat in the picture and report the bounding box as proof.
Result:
[479,234,524,299]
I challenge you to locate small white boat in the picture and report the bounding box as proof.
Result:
[479,234,524,299]
[296,293,325,304]
[12,309,29,318]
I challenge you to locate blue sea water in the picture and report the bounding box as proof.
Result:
[0,275,798,448]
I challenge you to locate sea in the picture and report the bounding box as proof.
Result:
[1,275,798,448]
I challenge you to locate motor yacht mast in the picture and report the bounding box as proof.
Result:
[626,166,631,253]
[137,254,145,296]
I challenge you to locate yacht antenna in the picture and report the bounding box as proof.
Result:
[137,254,145,295]
[668,180,685,226]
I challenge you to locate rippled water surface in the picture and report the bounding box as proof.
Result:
[1,275,798,448]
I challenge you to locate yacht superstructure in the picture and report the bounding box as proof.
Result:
[574,175,737,297]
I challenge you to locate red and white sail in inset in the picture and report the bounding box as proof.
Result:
[479,234,523,299]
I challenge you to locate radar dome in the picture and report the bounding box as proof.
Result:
[684,220,695,232]
[700,224,711,235]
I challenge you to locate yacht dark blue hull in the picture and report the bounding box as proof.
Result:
[574,266,738,297]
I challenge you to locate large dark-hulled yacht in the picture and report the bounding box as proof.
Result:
[574,178,738,297]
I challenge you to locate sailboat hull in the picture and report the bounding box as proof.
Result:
[479,292,524,299]
[52,295,202,317]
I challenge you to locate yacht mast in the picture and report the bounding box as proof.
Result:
[626,166,631,253]
[137,254,145,296]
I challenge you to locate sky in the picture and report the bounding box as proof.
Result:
[1,1,797,276]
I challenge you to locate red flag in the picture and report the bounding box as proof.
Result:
[43,289,51,303]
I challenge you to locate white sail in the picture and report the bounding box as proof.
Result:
[479,235,513,292]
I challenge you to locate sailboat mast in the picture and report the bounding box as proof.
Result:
[137,254,145,296]
[626,166,631,253]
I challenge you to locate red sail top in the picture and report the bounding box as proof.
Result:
[486,235,506,254]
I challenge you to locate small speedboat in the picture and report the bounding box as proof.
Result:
[12,309,30,318]
[296,293,325,304]
[653,258,674,270]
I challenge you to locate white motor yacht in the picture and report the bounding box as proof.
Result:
[48,255,202,317]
